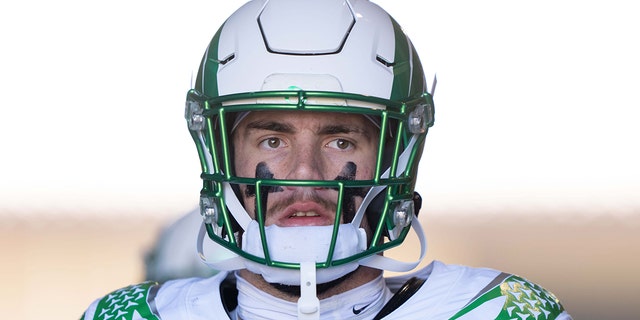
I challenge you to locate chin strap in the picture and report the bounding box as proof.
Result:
[358,213,427,272]
[297,262,320,320]
[197,222,246,271]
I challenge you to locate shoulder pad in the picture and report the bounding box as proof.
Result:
[451,274,566,320]
[84,281,162,320]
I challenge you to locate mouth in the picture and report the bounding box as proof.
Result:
[275,201,333,227]
[289,211,321,218]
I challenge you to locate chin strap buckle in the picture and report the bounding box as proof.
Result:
[297,262,320,320]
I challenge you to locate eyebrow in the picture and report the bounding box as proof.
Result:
[243,120,374,140]
[244,120,294,133]
[318,124,367,136]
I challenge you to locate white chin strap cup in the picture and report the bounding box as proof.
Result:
[196,211,427,274]
[241,222,366,285]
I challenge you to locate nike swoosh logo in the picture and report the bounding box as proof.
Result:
[352,303,371,315]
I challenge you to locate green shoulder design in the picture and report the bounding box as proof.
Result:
[82,281,161,320]
[451,274,565,320]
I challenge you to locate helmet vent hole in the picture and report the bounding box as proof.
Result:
[218,53,235,65]
[376,55,395,67]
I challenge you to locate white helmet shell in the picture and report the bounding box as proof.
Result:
[198,0,417,100]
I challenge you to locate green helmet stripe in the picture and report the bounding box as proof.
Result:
[388,17,426,101]
[196,22,225,97]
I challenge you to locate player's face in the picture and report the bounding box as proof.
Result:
[232,110,379,227]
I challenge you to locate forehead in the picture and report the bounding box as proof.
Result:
[234,110,379,132]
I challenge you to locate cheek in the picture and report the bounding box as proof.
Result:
[352,141,379,180]
[354,157,377,180]
[234,159,253,178]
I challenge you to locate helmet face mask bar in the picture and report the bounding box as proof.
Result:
[186,88,434,272]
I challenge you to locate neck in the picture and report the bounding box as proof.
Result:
[238,266,381,302]
[235,268,391,320]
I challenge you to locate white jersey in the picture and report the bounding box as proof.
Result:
[81,261,571,320]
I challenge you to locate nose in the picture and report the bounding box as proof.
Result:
[286,143,324,181]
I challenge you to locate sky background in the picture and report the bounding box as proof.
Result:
[1,0,638,220]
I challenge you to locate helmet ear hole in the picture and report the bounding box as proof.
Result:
[363,192,422,243]
[412,192,422,217]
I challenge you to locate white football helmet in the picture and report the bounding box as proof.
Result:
[185,0,434,301]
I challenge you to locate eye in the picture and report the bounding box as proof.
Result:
[327,138,353,150]
[260,137,283,149]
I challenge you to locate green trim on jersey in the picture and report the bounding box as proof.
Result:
[450,275,565,320]
[83,282,161,320]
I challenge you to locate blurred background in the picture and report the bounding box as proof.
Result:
[1,0,638,319]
